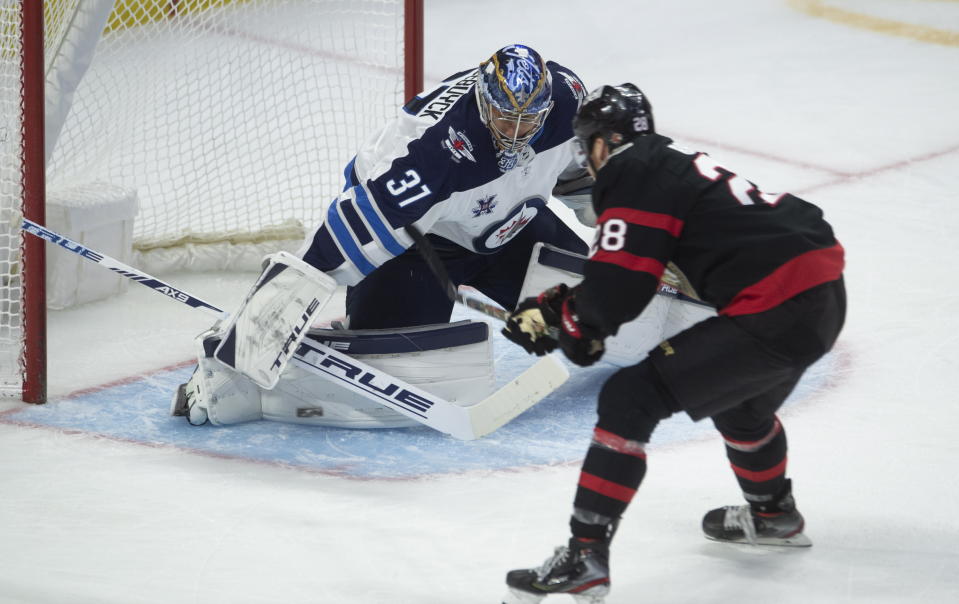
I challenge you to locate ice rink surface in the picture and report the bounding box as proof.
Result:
[2,1,959,602]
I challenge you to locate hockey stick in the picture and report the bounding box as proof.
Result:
[454,281,713,327]
[455,289,510,322]
[405,224,458,302]
[20,218,569,439]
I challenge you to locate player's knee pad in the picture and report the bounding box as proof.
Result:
[596,362,680,443]
[260,320,495,428]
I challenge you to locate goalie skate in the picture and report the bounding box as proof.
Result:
[169,369,209,426]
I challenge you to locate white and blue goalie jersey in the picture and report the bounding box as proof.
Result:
[299,62,591,286]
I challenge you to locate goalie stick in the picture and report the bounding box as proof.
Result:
[20,218,569,440]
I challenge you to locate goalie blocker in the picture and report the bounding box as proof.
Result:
[173,320,496,428]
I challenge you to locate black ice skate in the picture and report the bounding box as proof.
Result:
[502,538,610,604]
[702,485,812,547]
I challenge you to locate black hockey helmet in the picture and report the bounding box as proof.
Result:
[572,83,654,156]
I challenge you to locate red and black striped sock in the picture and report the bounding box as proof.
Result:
[569,427,647,540]
[720,416,789,513]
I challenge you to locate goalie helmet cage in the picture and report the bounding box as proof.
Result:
[1,0,424,404]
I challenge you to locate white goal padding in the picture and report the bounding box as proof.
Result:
[45,182,138,310]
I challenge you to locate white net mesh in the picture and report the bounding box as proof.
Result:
[48,0,406,252]
[0,2,26,396]
[0,0,409,397]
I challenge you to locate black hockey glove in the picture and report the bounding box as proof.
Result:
[501,284,568,356]
[557,292,605,367]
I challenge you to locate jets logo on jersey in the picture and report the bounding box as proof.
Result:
[474,197,546,253]
[472,195,497,217]
[489,206,535,247]
[443,127,476,163]
[557,70,586,101]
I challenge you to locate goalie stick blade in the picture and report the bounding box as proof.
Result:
[466,354,569,439]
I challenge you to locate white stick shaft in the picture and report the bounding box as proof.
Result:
[21,218,227,320]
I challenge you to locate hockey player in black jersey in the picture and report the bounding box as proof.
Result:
[500,83,846,603]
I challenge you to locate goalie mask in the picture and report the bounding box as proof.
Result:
[572,83,654,161]
[476,44,554,157]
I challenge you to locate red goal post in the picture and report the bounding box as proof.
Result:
[1,0,424,404]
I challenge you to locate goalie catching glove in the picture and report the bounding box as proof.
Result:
[503,284,606,367]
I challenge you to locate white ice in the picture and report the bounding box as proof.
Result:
[2,0,958,602]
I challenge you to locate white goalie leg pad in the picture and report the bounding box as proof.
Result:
[519,243,714,367]
[260,321,495,428]
[601,293,672,366]
[517,242,587,302]
[214,251,337,389]
[180,329,264,426]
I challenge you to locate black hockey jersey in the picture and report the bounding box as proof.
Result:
[577,134,844,336]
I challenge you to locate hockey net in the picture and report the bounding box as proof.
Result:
[0,0,422,401]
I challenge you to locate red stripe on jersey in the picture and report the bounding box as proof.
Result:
[598,208,684,237]
[578,471,637,503]
[590,250,665,279]
[731,457,788,483]
[592,428,647,459]
[721,243,845,316]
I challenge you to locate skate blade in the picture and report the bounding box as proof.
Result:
[169,383,188,416]
[501,585,608,604]
[572,591,608,604]
[501,587,546,604]
[706,532,813,547]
